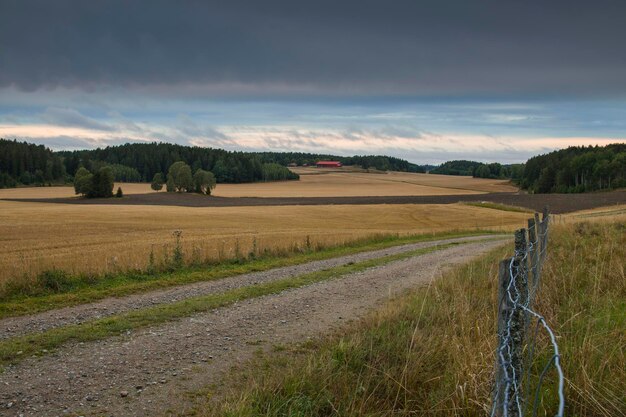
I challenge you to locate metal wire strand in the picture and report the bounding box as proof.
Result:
[491,214,564,417]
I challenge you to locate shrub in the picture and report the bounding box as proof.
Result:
[36,270,72,293]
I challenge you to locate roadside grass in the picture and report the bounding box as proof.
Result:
[0,230,498,319]
[462,201,533,213]
[0,240,477,369]
[207,220,625,417]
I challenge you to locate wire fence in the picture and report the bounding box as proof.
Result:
[491,207,565,417]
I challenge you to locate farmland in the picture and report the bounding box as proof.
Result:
[0,169,515,200]
[0,169,624,416]
[0,199,529,287]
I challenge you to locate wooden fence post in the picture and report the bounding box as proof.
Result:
[527,217,539,293]
[495,258,513,417]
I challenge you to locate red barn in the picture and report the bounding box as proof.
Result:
[316,161,342,168]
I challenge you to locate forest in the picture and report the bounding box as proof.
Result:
[429,160,523,180]
[0,139,66,188]
[0,140,424,188]
[255,152,425,172]
[519,144,626,193]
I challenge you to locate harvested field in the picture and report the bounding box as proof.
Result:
[214,170,516,197]
[0,200,528,285]
[8,189,625,214]
[0,170,515,200]
[0,183,153,199]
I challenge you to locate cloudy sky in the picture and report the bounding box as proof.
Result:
[1,0,625,164]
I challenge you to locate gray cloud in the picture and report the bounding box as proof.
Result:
[1,0,626,97]
[42,107,113,131]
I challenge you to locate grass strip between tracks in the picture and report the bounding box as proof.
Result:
[0,239,489,369]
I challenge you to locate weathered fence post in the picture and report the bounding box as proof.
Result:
[494,258,513,416]
[539,206,550,263]
[527,217,539,296]
[494,230,529,417]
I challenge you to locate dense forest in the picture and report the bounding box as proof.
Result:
[0,139,67,188]
[429,160,482,176]
[519,144,626,193]
[429,159,524,181]
[57,142,295,184]
[255,152,425,172]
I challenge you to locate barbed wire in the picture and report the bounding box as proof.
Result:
[491,213,565,417]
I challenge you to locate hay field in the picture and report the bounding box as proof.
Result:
[214,170,516,197]
[0,170,516,200]
[0,200,529,284]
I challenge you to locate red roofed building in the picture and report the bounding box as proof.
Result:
[316,161,342,168]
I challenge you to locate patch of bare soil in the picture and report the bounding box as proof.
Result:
[0,238,505,416]
[4,190,624,213]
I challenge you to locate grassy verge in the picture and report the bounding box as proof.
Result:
[206,220,625,417]
[0,240,477,369]
[0,230,498,319]
[462,201,533,213]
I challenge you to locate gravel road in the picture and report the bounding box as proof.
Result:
[0,235,499,340]
[0,237,506,417]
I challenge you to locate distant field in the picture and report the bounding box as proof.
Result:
[0,200,529,284]
[215,169,517,197]
[0,183,153,199]
[0,169,516,200]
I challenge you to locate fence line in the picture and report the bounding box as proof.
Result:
[491,207,565,417]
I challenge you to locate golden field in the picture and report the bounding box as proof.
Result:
[0,200,530,284]
[0,169,516,200]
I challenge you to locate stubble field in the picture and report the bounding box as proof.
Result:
[0,199,530,285]
[0,169,516,200]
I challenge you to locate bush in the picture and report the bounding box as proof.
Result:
[36,270,72,293]
[116,187,123,198]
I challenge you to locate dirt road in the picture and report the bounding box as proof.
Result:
[0,237,506,416]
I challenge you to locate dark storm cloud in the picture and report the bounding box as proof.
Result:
[2,0,626,96]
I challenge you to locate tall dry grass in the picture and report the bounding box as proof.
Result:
[209,220,625,417]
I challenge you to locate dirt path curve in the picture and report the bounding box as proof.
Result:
[0,238,506,417]
[0,235,499,340]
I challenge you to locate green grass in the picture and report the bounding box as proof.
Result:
[462,201,533,213]
[206,221,625,417]
[0,230,499,319]
[0,240,478,369]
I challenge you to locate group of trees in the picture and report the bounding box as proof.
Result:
[73,166,116,198]
[472,163,525,180]
[0,139,67,188]
[150,161,216,194]
[429,160,483,176]
[429,159,524,181]
[519,144,626,193]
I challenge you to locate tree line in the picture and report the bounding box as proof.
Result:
[0,139,66,188]
[519,144,626,193]
[254,151,425,172]
[58,142,301,184]
[429,160,523,180]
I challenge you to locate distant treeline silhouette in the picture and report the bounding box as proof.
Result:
[520,144,626,193]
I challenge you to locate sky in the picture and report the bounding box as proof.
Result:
[1,0,625,164]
